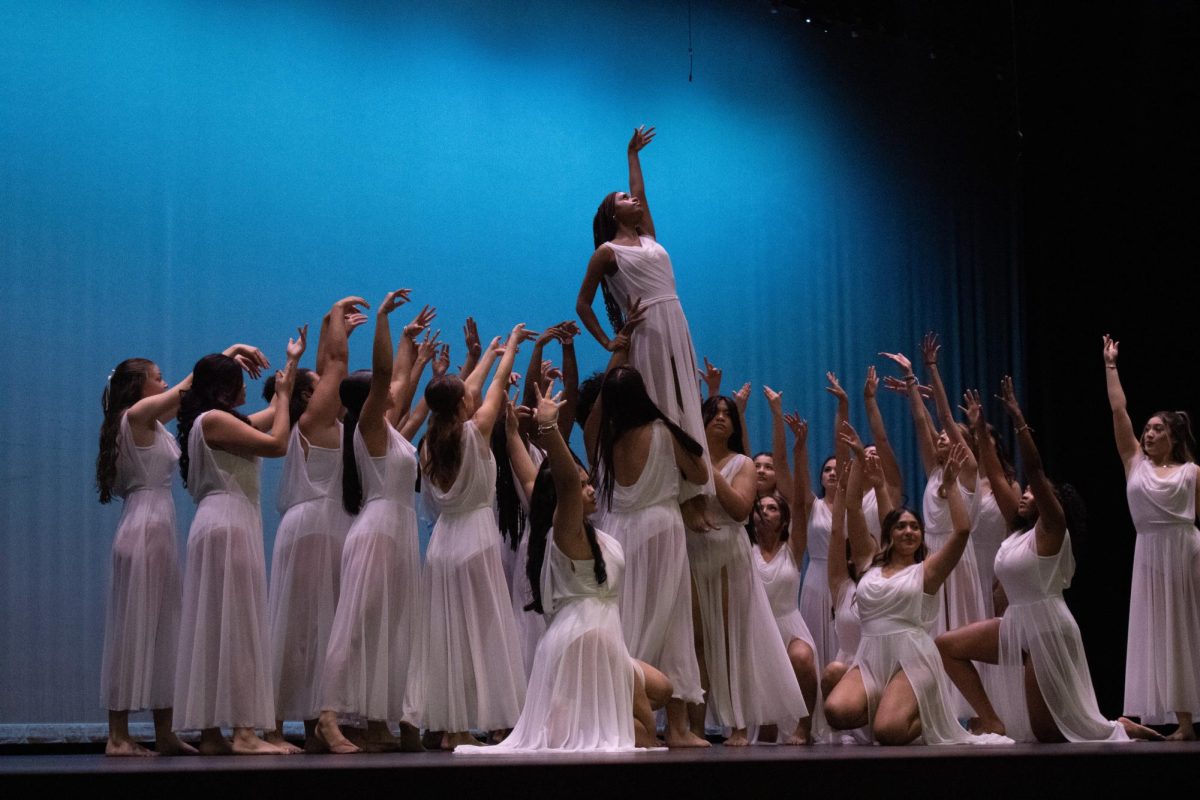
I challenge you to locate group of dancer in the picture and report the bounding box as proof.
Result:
[97,127,1199,756]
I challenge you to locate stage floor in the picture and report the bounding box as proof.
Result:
[3,741,1196,797]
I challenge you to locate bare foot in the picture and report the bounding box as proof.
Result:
[724,729,750,747]
[231,729,290,755]
[106,737,157,757]
[968,716,1007,736]
[155,732,198,756]
[666,729,711,748]
[1165,726,1196,741]
[1118,717,1165,741]
[634,719,663,749]
[399,722,425,752]
[265,729,303,754]
[784,732,810,745]
[311,714,361,754]
[443,731,482,750]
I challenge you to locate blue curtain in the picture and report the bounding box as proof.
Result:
[0,0,1018,731]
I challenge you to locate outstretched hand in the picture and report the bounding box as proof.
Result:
[960,389,985,432]
[864,365,879,399]
[404,305,437,339]
[999,375,1023,420]
[344,313,368,338]
[416,329,441,363]
[838,419,866,456]
[628,125,656,154]
[224,344,269,379]
[534,379,566,429]
[763,385,784,415]
[378,288,412,315]
[432,343,450,377]
[784,412,808,445]
[825,371,848,404]
[463,317,481,359]
[286,325,308,363]
[879,350,915,377]
[921,332,941,368]
[732,382,751,414]
[698,356,723,397]
[943,442,967,484]
[1102,334,1119,367]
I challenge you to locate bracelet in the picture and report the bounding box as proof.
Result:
[1105,364,1118,370]
[535,421,559,435]
[1015,423,1033,435]
[903,375,917,384]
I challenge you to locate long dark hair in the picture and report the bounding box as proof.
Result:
[702,395,746,454]
[872,507,928,568]
[524,458,606,615]
[1143,410,1197,464]
[422,374,466,492]
[96,358,155,504]
[339,371,371,515]
[263,368,316,427]
[592,192,627,333]
[177,354,249,486]
[593,366,703,511]
[491,409,526,550]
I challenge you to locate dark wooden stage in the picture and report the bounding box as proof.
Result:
[3,741,1195,798]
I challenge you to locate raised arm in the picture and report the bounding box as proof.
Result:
[881,349,939,474]
[474,324,537,439]
[964,388,1020,526]
[627,125,656,239]
[765,386,794,506]
[828,462,852,597]
[203,345,297,459]
[922,444,972,593]
[457,317,481,380]
[999,376,1065,555]
[556,322,581,439]
[387,306,436,428]
[400,342,448,441]
[248,328,307,431]
[127,343,269,431]
[838,420,879,565]
[860,451,892,552]
[698,357,723,400]
[1103,334,1141,469]
[358,289,409,455]
[505,398,538,500]
[530,382,592,560]
[863,365,904,508]
[922,333,977,489]
[302,297,367,436]
[826,372,851,471]
[786,412,815,518]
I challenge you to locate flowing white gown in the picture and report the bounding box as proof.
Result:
[459,530,638,753]
[320,425,421,723]
[985,527,1128,741]
[602,421,703,703]
[411,421,527,731]
[971,486,1008,617]
[688,454,808,729]
[800,499,839,667]
[1123,455,1200,724]
[832,581,862,665]
[921,469,988,635]
[604,236,712,495]
[101,415,183,712]
[267,424,352,721]
[173,411,274,730]
[851,562,1011,745]
[510,444,548,679]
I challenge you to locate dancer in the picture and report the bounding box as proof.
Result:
[414,323,534,750]
[314,291,433,754]
[936,377,1160,742]
[460,382,671,752]
[264,297,366,753]
[823,443,1011,745]
[97,345,265,756]
[749,466,820,742]
[881,336,988,637]
[688,395,810,744]
[576,125,714,522]
[174,333,303,754]
[590,365,710,747]
[862,365,906,537]
[1103,334,1200,739]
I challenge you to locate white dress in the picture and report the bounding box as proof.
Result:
[101,415,183,712]
[851,563,1011,745]
[971,486,1008,617]
[604,236,712,494]
[267,424,352,721]
[1123,455,1200,723]
[459,530,637,753]
[411,421,527,731]
[987,527,1128,741]
[687,454,809,729]
[753,545,817,656]
[921,469,988,636]
[602,421,703,703]
[800,499,839,667]
[832,580,862,665]
[173,411,274,729]
[321,425,422,722]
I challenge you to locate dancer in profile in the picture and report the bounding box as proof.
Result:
[576,125,713,528]
[1102,335,1200,739]
[936,377,1160,742]
[98,344,266,755]
[174,332,304,754]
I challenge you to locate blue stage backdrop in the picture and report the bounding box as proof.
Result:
[0,0,1019,732]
